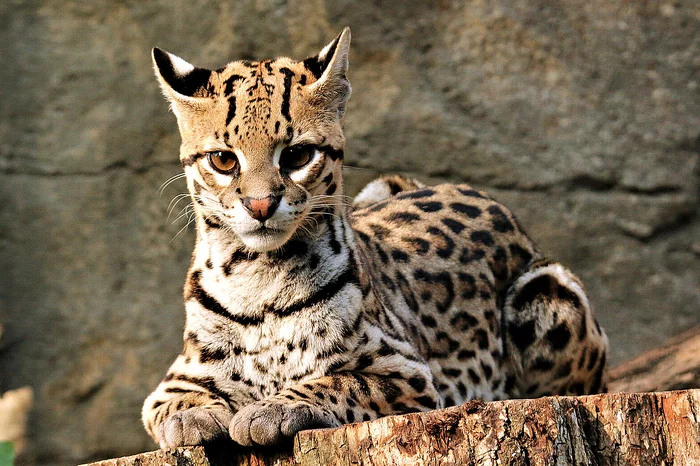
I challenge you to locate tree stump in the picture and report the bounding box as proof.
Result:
[85,389,700,466]
[85,326,700,466]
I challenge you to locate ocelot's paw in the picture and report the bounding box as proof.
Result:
[159,407,234,448]
[229,400,337,447]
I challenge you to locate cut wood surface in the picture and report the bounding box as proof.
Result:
[85,389,700,466]
[607,325,700,393]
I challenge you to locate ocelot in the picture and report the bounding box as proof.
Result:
[142,28,608,448]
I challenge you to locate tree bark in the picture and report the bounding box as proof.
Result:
[85,389,700,466]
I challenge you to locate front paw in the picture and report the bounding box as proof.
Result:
[159,407,234,448]
[229,401,336,447]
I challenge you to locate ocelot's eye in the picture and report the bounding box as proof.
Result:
[280,144,315,170]
[207,151,239,174]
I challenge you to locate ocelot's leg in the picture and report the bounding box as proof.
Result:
[502,259,609,398]
[229,371,439,447]
[142,358,237,448]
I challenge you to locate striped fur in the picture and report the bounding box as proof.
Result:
[143,28,608,448]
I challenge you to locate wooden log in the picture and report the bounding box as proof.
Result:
[607,325,700,393]
[84,389,700,466]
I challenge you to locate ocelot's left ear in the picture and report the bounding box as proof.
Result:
[306,27,352,118]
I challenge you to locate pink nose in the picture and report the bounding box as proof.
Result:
[242,195,280,222]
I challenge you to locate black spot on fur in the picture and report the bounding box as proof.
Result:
[374,243,390,264]
[403,236,430,255]
[457,187,487,199]
[450,203,482,218]
[481,362,493,380]
[546,323,572,350]
[471,230,494,246]
[391,249,410,263]
[508,320,537,351]
[421,314,437,328]
[413,269,455,314]
[467,369,481,384]
[369,224,391,240]
[387,212,420,224]
[442,218,466,234]
[381,272,396,291]
[587,348,600,371]
[199,345,227,363]
[509,243,533,267]
[415,201,443,212]
[532,357,555,371]
[415,396,437,410]
[450,311,478,331]
[442,367,462,378]
[457,349,476,360]
[459,247,486,264]
[488,205,515,233]
[408,376,426,393]
[557,285,582,309]
[427,227,455,259]
[473,328,489,349]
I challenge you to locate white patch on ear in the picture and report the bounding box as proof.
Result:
[168,52,195,77]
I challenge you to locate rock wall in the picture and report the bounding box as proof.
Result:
[0,0,697,464]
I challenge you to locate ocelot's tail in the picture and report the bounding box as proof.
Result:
[501,259,609,398]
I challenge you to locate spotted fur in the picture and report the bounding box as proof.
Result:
[142,28,608,448]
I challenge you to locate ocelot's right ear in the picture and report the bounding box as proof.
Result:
[152,48,212,118]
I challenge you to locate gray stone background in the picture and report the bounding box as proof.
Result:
[0,0,698,464]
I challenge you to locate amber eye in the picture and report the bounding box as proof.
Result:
[280,144,315,170]
[207,151,239,174]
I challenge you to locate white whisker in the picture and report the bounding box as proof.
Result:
[158,172,187,195]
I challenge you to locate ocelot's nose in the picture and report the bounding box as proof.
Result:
[242,195,281,222]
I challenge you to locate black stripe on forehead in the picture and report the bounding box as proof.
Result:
[225,96,236,126]
[279,67,295,122]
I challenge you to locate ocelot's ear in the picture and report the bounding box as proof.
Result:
[152,48,212,116]
[306,27,352,117]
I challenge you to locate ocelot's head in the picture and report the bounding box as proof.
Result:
[153,29,351,252]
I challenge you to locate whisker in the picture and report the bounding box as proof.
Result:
[158,172,187,195]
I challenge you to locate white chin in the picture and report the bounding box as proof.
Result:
[237,228,294,252]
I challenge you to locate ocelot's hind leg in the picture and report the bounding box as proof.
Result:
[502,259,609,398]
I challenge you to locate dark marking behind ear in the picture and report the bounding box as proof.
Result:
[153,48,212,97]
[302,33,341,79]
